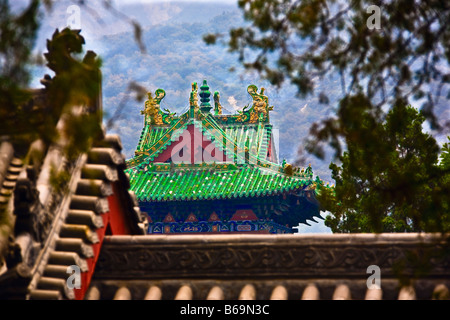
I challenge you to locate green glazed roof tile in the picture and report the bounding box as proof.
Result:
[126,86,323,204]
[127,162,313,202]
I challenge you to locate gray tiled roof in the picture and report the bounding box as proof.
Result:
[0,129,147,300]
[88,233,450,300]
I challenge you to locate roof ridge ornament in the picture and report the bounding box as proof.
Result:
[141,90,163,125]
[154,88,166,104]
[189,82,199,118]
[141,89,175,125]
[246,85,274,123]
[214,91,222,115]
[199,80,212,113]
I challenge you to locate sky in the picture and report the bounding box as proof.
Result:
[122,0,237,2]
[116,0,238,3]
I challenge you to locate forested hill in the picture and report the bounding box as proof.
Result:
[29,0,448,186]
[92,2,337,185]
[26,0,337,233]
[26,1,450,234]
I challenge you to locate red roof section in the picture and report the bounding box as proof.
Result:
[230,209,258,221]
[185,213,198,222]
[163,213,176,222]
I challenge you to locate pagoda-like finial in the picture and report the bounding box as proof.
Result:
[199,80,212,113]
[189,82,198,118]
[214,91,222,115]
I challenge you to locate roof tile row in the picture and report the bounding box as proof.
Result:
[128,163,313,202]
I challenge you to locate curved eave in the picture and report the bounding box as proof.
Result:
[133,181,314,203]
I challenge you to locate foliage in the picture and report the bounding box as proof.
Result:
[95,8,335,185]
[0,0,41,237]
[41,27,103,160]
[438,137,450,231]
[0,0,146,259]
[440,138,450,171]
[205,0,450,232]
[317,102,450,232]
[0,0,40,146]
[0,0,103,160]
[205,0,450,157]
[49,162,70,194]
[0,1,104,228]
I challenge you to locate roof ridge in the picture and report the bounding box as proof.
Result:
[126,114,189,168]
[127,82,281,169]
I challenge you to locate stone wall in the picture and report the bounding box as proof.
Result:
[90,233,450,300]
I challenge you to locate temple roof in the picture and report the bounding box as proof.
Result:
[0,88,147,300]
[127,162,316,202]
[129,114,275,167]
[123,80,333,233]
[126,80,277,168]
[125,80,325,201]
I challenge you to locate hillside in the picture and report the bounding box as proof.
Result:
[26,1,365,234]
[97,6,337,180]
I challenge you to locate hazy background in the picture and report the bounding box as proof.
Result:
[25,0,352,233]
